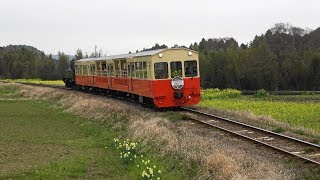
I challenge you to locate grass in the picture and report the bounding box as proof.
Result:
[0,89,128,178]
[199,88,320,134]
[0,78,64,86]
[0,83,194,179]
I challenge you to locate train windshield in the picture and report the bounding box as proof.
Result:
[184,60,198,77]
[154,62,168,79]
[170,61,182,78]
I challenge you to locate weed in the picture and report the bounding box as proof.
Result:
[303,147,316,153]
[272,127,285,133]
[162,111,190,122]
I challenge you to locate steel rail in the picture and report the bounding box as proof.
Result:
[181,107,320,166]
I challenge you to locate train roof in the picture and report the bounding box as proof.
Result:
[76,48,197,62]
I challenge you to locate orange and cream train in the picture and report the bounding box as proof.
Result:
[63,48,201,108]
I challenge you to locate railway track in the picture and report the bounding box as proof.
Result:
[181,107,320,166]
[3,81,320,166]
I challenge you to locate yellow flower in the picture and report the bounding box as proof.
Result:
[158,170,161,173]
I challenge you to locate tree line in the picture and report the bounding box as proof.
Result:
[191,23,320,90]
[1,23,320,90]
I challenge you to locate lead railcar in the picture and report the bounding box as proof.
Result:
[63,48,201,108]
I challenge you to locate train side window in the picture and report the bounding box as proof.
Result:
[154,62,168,79]
[142,62,147,79]
[170,61,182,78]
[82,65,87,75]
[136,62,141,78]
[109,65,114,76]
[127,64,131,77]
[90,65,95,75]
[184,60,198,77]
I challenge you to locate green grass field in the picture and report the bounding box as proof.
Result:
[199,88,320,134]
[0,86,128,178]
[0,84,192,179]
[0,79,64,86]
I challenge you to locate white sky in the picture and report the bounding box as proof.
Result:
[0,0,319,55]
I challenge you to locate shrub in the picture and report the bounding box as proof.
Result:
[223,89,241,98]
[254,89,269,97]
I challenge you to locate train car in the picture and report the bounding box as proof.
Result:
[66,48,200,108]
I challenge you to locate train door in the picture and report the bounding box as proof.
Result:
[147,62,152,96]
[108,64,113,88]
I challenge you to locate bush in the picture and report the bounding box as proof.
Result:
[254,89,269,97]
[302,91,315,96]
[201,88,241,100]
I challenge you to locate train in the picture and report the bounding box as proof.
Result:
[63,48,201,108]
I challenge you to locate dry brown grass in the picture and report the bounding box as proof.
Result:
[15,83,296,179]
[130,118,292,180]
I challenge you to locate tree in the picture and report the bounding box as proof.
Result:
[57,52,69,79]
[75,49,83,60]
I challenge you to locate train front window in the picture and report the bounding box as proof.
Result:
[184,60,198,77]
[170,61,182,78]
[154,62,168,79]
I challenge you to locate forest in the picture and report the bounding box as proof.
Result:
[0,23,320,90]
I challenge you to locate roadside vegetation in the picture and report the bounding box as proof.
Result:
[199,88,320,141]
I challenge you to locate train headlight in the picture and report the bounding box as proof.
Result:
[171,77,184,90]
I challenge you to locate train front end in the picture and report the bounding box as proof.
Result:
[151,49,201,108]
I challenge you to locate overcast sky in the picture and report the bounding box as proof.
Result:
[0,0,319,55]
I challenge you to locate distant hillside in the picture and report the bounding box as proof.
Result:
[0,45,69,80]
[3,45,46,59]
